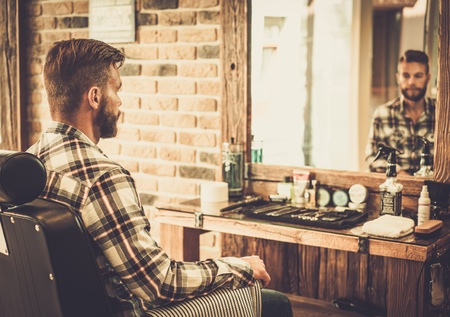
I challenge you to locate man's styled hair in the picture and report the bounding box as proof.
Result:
[399,50,429,74]
[43,38,125,119]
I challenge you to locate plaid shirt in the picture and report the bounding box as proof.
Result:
[365,97,435,174]
[28,122,255,317]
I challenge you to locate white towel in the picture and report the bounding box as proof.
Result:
[361,215,414,238]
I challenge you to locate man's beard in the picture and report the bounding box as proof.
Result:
[95,96,120,139]
[401,85,427,102]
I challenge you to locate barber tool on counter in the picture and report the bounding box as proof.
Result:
[373,143,403,216]
[241,181,369,230]
[220,195,264,213]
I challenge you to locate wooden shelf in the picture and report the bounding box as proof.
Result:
[156,203,450,262]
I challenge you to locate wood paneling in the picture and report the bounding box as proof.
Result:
[220,0,250,149]
[0,0,20,150]
[434,0,450,183]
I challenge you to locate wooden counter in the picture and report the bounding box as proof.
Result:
[156,199,450,317]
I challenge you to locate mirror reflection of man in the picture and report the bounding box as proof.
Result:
[365,50,435,175]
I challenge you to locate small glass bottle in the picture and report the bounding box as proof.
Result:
[417,185,431,225]
[251,135,263,163]
[414,137,434,179]
[222,139,244,198]
[379,152,403,216]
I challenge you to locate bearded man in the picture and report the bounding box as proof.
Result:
[27,38,292,317]
[365,49,435,175]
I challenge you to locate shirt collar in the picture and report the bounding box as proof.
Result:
[399,95,434,116]
[46,121,105,153]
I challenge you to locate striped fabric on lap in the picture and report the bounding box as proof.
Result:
[145,283,262,317]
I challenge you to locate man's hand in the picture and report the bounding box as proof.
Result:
[241,255,271,287]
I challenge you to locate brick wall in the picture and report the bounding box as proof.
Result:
[23,0,223,211]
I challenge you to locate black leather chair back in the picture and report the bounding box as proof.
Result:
[0,151,113,317]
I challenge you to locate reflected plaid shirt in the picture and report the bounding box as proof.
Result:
[365,97,435,174]
[28,122,255,317]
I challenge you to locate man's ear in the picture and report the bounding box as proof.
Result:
[87,86,101,109]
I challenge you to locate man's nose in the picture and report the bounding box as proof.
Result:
[408,77,416,86]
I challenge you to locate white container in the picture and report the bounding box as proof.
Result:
[201,182,228,203]
[417,185,431,226]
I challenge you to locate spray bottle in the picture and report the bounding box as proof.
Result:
[413,137,434,179]
[373,143,403,216]
[417,185,431,225]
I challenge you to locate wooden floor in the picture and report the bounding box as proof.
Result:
[286,294,367,317]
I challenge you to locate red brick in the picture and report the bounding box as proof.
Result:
[141,162,176,177]
[141,97,178,111]
[199,151,220,165]
[158,178,198,195]
[122,77,157,94]
[98,139,121,155]
[198,114,220,130]
[159,45,196,60]
[197,80,220,96]
[42,2,73,15]
[30,92,43,105]
[134,174,158,192]
[42,31,72,42]
[28,17,57,30]
[142,64,177,76]
[141,129,176,143]
[178,28,217,42]
[158,80,196,94]
[179,98,217,112]
[74,1,89,14]
[160,147,196,163]
[161,113,196,128]
[121,143,157,159]
[179,165,215,180]
[138,28,178,43]
[198,10,220,25]
[159,11,196,26]
[28,75,44,90]
[30,33,42,46]
[115,159,139,173]
[179,63,218,78]
[123,110,159,125]
[180,132,216,147]
[179,0,219,8]
[124,45,158,60]
[119,95,141,109]
[116,126,140,141]
[29,104,50,119]
[26,4,42,16]
[70,30,89,38]
[28,60,43,75]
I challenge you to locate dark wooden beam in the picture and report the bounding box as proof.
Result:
[0,0,20,150]
[434,0,450,183]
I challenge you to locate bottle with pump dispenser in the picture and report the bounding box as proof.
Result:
[417,185,431,225]
[373,143,403,216]
[414,137,434,179]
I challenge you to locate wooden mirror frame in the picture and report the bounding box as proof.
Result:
[0,0,21,150]
[221,0,450,189]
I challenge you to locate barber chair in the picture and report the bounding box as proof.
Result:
[0,150,262,317]
[0,150,113,317]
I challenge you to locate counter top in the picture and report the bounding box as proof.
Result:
[156,199,450,262]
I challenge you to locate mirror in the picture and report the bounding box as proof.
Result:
[250,0,438,172]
